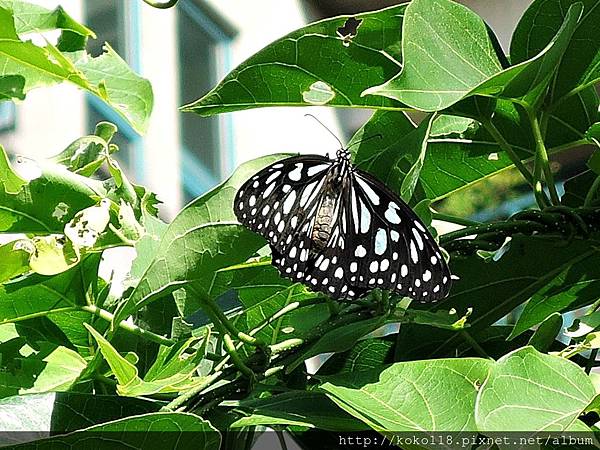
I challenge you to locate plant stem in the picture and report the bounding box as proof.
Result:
[223,333,255,379]
[439,220,546,245]
[141,0,179,8]
[460,330,490,359]
[431,212,482,227]
[200,294,265,348]
[161,370,224,412]
[81,305,174,346]
[528,110,560,206]
[482,120,535,188]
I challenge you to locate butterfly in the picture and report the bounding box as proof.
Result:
[234,146,451,303]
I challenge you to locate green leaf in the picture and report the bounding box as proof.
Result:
[112,155,286,327]
[566,311,600,338]
[232,391,368,431]
[18,344,87,394]
[0,256,98,325]
[7,412,221,449]
[85,324,206,396]
[0,239,32,283]
[0,144,25,193]
[587,122,600,143]
[0,4,152,134]
[0,1,93,37]
[183,5,407,115]
[352,110,521,203]
[0,392,159,433]
[528,313,563,352]
[434,237,600,354]
[0,147,105,234]
[287,316,386,373]
[365,0,583,111]
[321,357,491,432]
[84,323,138,386]
[73,44,153,134]
[509,248,600,339]
[430,114,476,137]
[400,114,435,202]
[511,0,600,105]
[318,336,394,376]
[475,347,596,433]
[29,235,80,276]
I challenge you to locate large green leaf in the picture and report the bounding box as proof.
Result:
[183,5,407,115]
[476,347,596,433]
[365,0,582,111]
[0,1,93,37]
[112,155,286,326]
[0,147,104,234]
[509,249,600,339]
[431,237,600,354]
[232,391,368,431]
[0,327,87,399]
[0,256,98,325]
[320,358,491,432]
[0,2,152,133]
[7,412,220,449]
[352,110,527,203]
[511,0,600,104]
[0,392,159,433]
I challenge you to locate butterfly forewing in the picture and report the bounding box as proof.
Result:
[234,153,451,302]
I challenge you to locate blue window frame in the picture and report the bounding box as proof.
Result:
[177,0,235,202]
[85,1,144,181]
[0,102,16,133]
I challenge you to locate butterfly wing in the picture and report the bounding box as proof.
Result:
[342,168,451,302]
[235,155,334,279]
[235,154,451,303]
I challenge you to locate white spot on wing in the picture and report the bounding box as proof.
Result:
[288,163,303,181]
[355,245,366,257]
[359,199,371,233]
[283,190,297,214]
[307,164,329,176]
[410,241,418,263]
[374,228,387,255]
[356,177,380,205]
[385,202,401,224]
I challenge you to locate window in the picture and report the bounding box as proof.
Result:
[177,1,234,202]
[85,1,141,179]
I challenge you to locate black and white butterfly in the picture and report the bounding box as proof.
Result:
[234,147,451,302]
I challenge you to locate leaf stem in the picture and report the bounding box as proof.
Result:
[223,333,256,379]
[200,293,265,348]
[482,119,535,189]
[81,305,174,346]
[528,110,560,206]
[431,212,482,227]
[460,330,490,359]
[160,370,224,412]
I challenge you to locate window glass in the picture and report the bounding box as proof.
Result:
[178,7,221,188]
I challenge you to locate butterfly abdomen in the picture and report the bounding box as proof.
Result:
[312,193,337,249]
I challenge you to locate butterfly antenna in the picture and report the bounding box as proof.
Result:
[346,134,382,150]
[304,113,344,150]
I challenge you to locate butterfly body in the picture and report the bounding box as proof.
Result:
[234,149,451,302]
